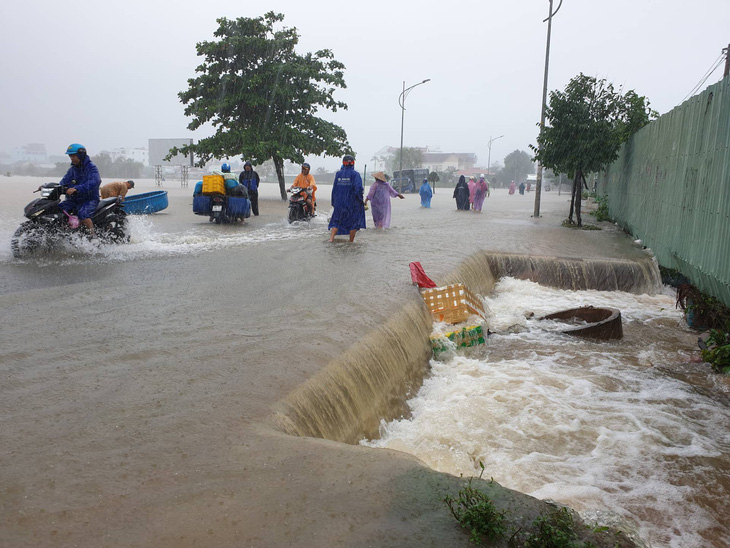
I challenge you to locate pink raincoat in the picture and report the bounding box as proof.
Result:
[467,179,476,206]
[473,177,488,211]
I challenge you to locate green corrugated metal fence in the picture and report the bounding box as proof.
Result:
[601,75,730,306]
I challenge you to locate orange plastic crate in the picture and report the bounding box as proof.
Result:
[420,283,485,324]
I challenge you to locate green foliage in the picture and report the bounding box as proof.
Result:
[444,463,506,545]
[92,152,144,178]
[171,12,350,198]
[531,73,656,226]
[427,171,440,183]
[444,478,507,544]
[591,196,611,222]
[503,149,534,185]
[561,219,601,230]
[676,284,730,331]
[701,329,730,374]
[531,73,656,178]
[389,147,424,173]
[521,508,592,548]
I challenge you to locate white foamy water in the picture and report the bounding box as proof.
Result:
[363,279,730,548]
[0,209,331,266]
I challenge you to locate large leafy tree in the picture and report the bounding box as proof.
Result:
[502,149,534,185]
[170,12,350,198]
[387,147,424,174]
[531,73,656,226]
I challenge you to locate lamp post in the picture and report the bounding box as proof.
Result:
[398,79,430,190]
[487,135,504,181]
[533,0,562,218]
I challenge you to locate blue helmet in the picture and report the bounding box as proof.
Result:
[66,143,86,155]
[302,162,310,169]
[342,154,355,166]
[66,143,87,161]
[221,163,231,173]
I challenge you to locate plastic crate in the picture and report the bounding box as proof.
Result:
[430,325,485,355]
[227,196,250,217]
[202,175,225,195]
[193,195,211,215]
[420,283,485,324]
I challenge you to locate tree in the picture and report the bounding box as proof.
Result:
[502,150,534,187]
[92,152,144,178]
[427,171,439,193]
[170,12,351,199]
[531,73,656,226]
[388,147,424,174]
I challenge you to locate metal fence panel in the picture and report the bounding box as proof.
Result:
[602,76,730,306]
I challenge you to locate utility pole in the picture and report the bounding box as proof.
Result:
[724,43,730,78]
[487,135,504,182]
[533,0,563,218]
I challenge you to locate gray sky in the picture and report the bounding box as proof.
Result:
[2,0,728,171]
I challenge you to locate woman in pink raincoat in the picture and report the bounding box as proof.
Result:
[473,174,489,212]
[467,176,477,209]
[364,171,404,228]
[509,180,516,195]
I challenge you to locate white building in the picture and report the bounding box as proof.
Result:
[12,143,48,163]
[109,147,149,165]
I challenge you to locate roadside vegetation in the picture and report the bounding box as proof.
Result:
[444,462,635,547]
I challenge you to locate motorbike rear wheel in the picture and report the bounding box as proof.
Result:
[11,224,44,258]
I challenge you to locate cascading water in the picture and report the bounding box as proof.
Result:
[362,278,730,548]
[273,252,729,547]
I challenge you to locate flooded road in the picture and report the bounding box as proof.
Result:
[1,176,726,547]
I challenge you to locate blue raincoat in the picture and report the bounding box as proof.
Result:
[419,180,433,208]
[329,165,366,232]
[58,155,101,220]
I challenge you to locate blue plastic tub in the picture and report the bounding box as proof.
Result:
[193,195,211,215]
[227,197,251,218]
[123,191,169,214]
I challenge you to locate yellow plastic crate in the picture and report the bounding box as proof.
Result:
[202,174,225,195]
[420,283,485,324]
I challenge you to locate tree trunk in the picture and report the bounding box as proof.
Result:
[273,156,287,200]
[568,174,577,224]
[574,169,584,227]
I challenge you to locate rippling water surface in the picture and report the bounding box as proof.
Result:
[1,177,727,547]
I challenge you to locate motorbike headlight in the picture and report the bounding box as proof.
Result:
[30,209,45,217]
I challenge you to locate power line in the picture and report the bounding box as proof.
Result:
[681,52,726,103]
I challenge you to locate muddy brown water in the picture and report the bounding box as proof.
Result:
[1,177,727,547]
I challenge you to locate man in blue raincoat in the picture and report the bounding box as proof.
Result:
[328,154,366,242]
[58,143,101,236]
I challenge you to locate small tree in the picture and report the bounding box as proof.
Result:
[427,170,439,193]
[531,73,656,226]
[170,12,351,199]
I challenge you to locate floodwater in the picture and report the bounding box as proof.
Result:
[1,175,727,547]
[363,278,730,547]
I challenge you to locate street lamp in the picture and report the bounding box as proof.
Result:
[398,79,431,190]
[487,135,504,180]
[533,0,562,218]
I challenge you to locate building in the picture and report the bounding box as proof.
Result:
[108,147,149,165]
[370,146,478,174]
[421,151,477,172]
[12,143,48,163]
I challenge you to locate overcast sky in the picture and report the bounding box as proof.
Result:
[2,0,728,170]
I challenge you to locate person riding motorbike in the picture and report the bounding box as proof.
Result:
[290,162,317,215]
[57,144,101,236]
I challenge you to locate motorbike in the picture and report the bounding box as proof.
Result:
[287,186,315,223]
[11,182,129,258]
[192,190,251,224]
